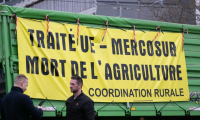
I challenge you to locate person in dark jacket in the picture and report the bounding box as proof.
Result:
[66,76,95,120]
[0,74,43,120]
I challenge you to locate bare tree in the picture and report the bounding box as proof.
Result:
[138,0,199,25]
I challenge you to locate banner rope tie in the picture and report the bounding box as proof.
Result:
[11,13,17,36]
[132,25,136,43]
[45,15,49,36]
[77,18,80,45]
[182,29,188,51]
[152,26,161,42]
[102,21,108,41]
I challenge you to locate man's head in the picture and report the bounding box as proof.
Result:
[70,76,83,93]
[140,117,145,120]
[14,74,28,93]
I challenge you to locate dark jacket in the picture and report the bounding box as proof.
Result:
[0,86,43,120]
[66,92,95,120]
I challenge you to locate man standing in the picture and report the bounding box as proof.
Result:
[66,76,95,120]
[0,74,43,120]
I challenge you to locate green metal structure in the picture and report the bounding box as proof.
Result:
[0,5,200,120]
